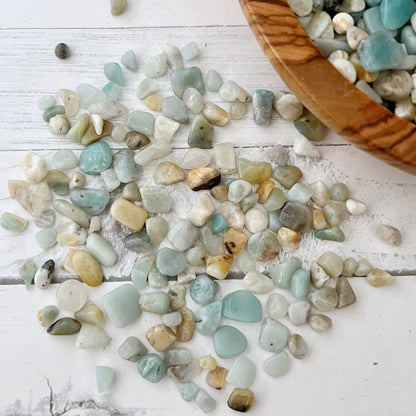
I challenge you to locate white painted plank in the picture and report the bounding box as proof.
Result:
[1,279,415,415]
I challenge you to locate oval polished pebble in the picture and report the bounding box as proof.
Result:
[222,290,262,323]
[110,198,148,231]
[263,351,290,377]
[190,274,219,305]
[79,142,113,175]
[308,314,332,332]
[226,356,256,389]
[86,233,117,267]
[56,279,88,312]
[72,250,103,287]
[53,199,90,228]
[288,334,307,359]
[291,268,311,298]
[213,325,248,359]
[137,353,166,383]
[156,247,187,276]
[258,318,290,353]
[47,317,81,335]
[37,305,59,327]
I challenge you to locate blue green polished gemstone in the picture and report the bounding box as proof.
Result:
[114,149,140,183]
[138,291,171,314]
[70,188,110,215]
[155,247,187,276]
[43,105,65,122]
[269,257,301,289]
[103,82,120,100]
[226,356,256,389]
[213,325,247,358]
[121,50,138,71]
[188,115,214,149]
[179,382,200,402]
[222,290,262,323]
[170,67,205,98]
[194,300,223,336]
[258,318,289,353]
[315,227,345,242]
[380,0,415,30]
[79,142,113,175]
[137,353,166,383]
[131,254,154,290]
[190,274,219,305]
[125,111,155,136]
[291,268,311,298]
[104,62,125,86]
[96,366,114,393]
[211,213,227,233]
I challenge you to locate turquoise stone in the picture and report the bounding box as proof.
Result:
[206,69,223,92]
[137,353,166,383]
[162,95,188,123]
[114,149,140,183]
[269,257,302,289]
[170,67,205,98]
[70,188,110,215]
[213,326,247,358]
[380,0,415,30]
[155,247,187,276]
[268,210,282,232]
[258,318,289,353]
[131,255,154,290]
[103,82,120,100]
[211,213,227,233]
[0,212,27,233]
[181,41,200,61]
[315,227,345,242]
[365,0,382,6]
[222,290,262,323]
[190,274,219,305]
[141,187,173,213]
[47,317,81,335]
[195,389,216,413]
[148,267,168,289]
[291,268,311,298]
[143,53,168,78]
[358,31,405,72]
[401,25,416,54]
[167,219,198,251]
[286,183,313,204]
[43,105,65,122]
[35,227,57,249]
[121,50,138,71]
[226,356,256,389]
[53,149,78,170]
[125,111,155,136]
[252,89,274,125]
[96,366,114,393]
[102,284,141,328]
[79,142,113,175]
[194,300,223,336]
[86,233,117,267]
[118,336,148,361]
[263,351,289,377]
[77,84,106,108]
[37,95,55,110]
[188,115,214,148]
[139,291,171,314]
[124,232,152,253]
[104,62,125,86]
[179,382,200,402]
[294,112,323,142]
[19,260,37,289]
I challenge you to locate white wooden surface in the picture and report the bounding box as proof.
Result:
[0,1,415,415]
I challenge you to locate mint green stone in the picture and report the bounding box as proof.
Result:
[294,111,323,142]
[141,187,173,213]
[213,325,247,358]
[286,183,313,204]
[162,95,188,123]
[148,267,168,289]
[131,255,154,289]
[291,268,311,298]
[79,142,113,175]
[315,227,345,242]
[206,69,223,92]
[124,232,152,253]
[37,95,55,110]
[53,149,78,170]
[222,290,262,323]
[125,111,155,136]
[269,257,302,289]
[77,84,106,109]
[240,193,259,213]
[103,82,120,100]
[180,41,200,61]
[155,247,186,276]
[195,389,216,413]
[96,366,114,393]
[19,260,37,289]
[0,212,27,233]
[401,25,416,54]
[86,233,117,267]
[101,169,120,192]
[188,115,214,148]
[35,227,57,249]
[38,305,59,327]
[70,188,110,216]
[170,67,205,98]
[114,149,140,183]
[168,219,198,251]
[121,50,138,71]
[211,214,227,233]
[263,351,289,377]
[44,170,70,196]
[252,89,274,125]
[226,356,256,388]
[380,0,415,30]
[102,284,141,328]
[137,353,166,383]
[258,318,289,353]
[186,245,206,266]
[118,336,148,361]
[190,275,219,305]
[47,317,81,335]
[179,382,200,402]
[263,188,286,211]
[104,62,125,86]
[139,291,171,314]
[268,210,282,232]
[194,300,223,336]
[143,53,168,78]
[43,105,65,122]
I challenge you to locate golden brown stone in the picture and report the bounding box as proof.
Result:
[188,167,221,191]
[110,198,148,231]
[125,131,151,150]
[206,254,233,279]
[277,227,301,253]
[227,388,255,412]
[206,366,228,390]
[210,185,228,202]
[81,120,113,146]
[176,307,195,342]
[256,180,275,203]
[146,324,177,352]
[154,162,186,185]
[336,277,356,308]
[224,228,248,255]
[72,250,103,287]
[237,158,272,184]
[311,207,329,230]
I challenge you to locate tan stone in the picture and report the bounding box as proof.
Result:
[256,180,275,203]
[146,324,177,352]
[188,167,221,191]
[154,162,186,185]
[125,131,151,150]
[202,102,229,126]
[277,227,301,253]
[206,254,233,279]
[110,198,148,231]
[224,228,248,255]
[206,366,228,390]
[72,250,103,287]
[227,388,255,412]
[176,307,195,342]
[210,185,228,202]
[237,158,272,184]
[81,120,113,146]
[74,301,104,325]
[144,93,164,111]
[199,355,217,371]
[311,207,329,230]
[367,268,396,287]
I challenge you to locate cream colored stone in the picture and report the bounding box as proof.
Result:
[188,193,215,227]
[72,250,103,287]
[154,162,186,185]
[110,198,148,231]
[146,324,177,352]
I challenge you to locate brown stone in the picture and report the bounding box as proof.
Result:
[227,388,255,412]
[125,131,151,150]
[176,307,195,342]
[336,277,357,309]
[146,324,177,352]
[206,254,233,279]
[256,180,275,203]
[206,366,228,390]
[210,185,228,202]
[224,228,248,255]
[277,227,301,253]
[188,167,221,191]
[311,207,329,230]
[81,120,113,146]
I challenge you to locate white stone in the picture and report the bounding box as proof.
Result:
[89,216,101,234]
[153,116,180,142]
[332,12,354,35]
[18,152,48,183]
[287,0,313,16]
[310,180,330,206]
[76,323,110,349]
[181,148,212,169]
[100,169,120,192]
[355,80,383,104]
[266,293,289,320]
[328,50,350,63]
[274,94,303,121]
[228,179,252,203]
[57,221,87,246]
[49,115,70,135]
[243,271,274,294]
[288,301,311,326]
[218,80,243,102]
[218,202,246,229]
[162,311,182,327]
[310,261,330,288]
[373,70,413,102]
[188,194,215,227]
[235,250,257,274]
[91,114,104,135]
[395,97,416,121]
[245,208,268,233]
[56,280,88,312]
[137,78,159,99]
[69,171,85,190]
[346,26,368,50]
[88,98,128,119]
[182,87,204,114]
[294,135,321,158]
[213,142,236,174]
[331,58,357,83]
[111,122,129,142]
[177,267,197,284]
[305,11,332,40]
[346,198,367,215]
[163,43,184,70]
[134,141,172,166]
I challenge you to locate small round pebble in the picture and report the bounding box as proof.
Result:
[308,314,332,332]
[288,300,311,326]
[56,279,88,312]
[375,224,402,246]
[55,43,70,59]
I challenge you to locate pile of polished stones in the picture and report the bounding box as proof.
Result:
[289,0,416,122]
[1,41,401,413]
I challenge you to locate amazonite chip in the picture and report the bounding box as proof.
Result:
[79,142,112,175]
[70,188,110,216]
[194,300,223,336]
[222,290,262,323]
[125,111,155,136]
[291,268,311,298]
[226,356,256,389]
[155,247,187,276]
[170,67,205,98]
[137,353,166,383]
[263,351,290,377]
[190,274,219,305]
[258,318,289,353]
[213,326,247,358]
[269,257,302,289]
[96,366,114,393]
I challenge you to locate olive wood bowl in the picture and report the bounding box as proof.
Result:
[239,0,416,175]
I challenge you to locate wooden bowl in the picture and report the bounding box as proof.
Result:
[239,0,416,175]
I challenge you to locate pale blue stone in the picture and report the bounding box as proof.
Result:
[53,149,78,170]
[401,26,416,54]
[35,227,57,249]
[269,257,302,289]
[125,111,155,136]
[211,213,227,233]
[268,210,282,232]
[164,348,192,367]
[138,291,170,314]
[162,311,182,327]
[148,267,168,289]
[131,255,154,290]
[195,389,216,413]
[137,353,166,383]
[143,53,168,78]
[258,318,289,353]
[101,169,120,192]
[380,0,415,30]
[70,188,110,215]
[206,69,223,92]
[19,260,37,290]
[114,149,140,183]
[96,366,114,393]
[181,41,200,61]
[228,179,252,203]
[190,274,219,305]
[86,233,117,267]
[222,290,262,323]
[162,96,188,123]
[213,325,247,359]
[168,219,198,251]
[363,6,392,34]
[263,351,290,377]
[104,62,125,86]
[124,232,152,253]
[102,284,141,328]
[77,84,106,109]
[103,82,120,100]
[79,142,113,175]
[121,50,138,71]
[137,78,159,99]
[179,382,200,402]
[252,89,274,125]
[118,336,148,362]
[43,105,65,122]
[286,183,313,204]
[226,356,256,389]
[194,300,223,336]
[155,247,187,276]
[141,187,173,213]
[170,67,205,98]
[314,38,353,57]
[291,268,311,298]
[37,95,55,110]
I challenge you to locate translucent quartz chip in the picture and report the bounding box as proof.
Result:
[56,280,88,312]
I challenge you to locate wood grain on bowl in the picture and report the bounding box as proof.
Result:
[239,0,416,174]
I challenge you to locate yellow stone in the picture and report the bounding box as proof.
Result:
[146,324,177,352]
[74,301,104,325]
[199,355,217,371]
[210,185,228,202]
[238,158,272,184]
[277,227,301,253]
[206,254,233,279]
[227,388,255,412]
[144,93,164,111]
[256,180,275,203]
[110,198,148,231]
[72,250,103,287]
[311,207,329,230]
[154,162,186,185]
[81,120,113,146]
[367,268,396,287]
[176,307,195,342]
[224,228,248,255]
[350,53,379,83]
[61,248,78,273]
[206,366,228,390]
